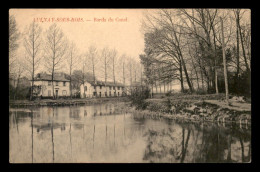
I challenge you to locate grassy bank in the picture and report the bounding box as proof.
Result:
[9,96,130,108]
[130,93,251,125]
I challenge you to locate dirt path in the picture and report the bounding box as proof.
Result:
[205,100,251,112]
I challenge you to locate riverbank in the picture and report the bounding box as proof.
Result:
[129,93,251,125]
[9,96,130,108]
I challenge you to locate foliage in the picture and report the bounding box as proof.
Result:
[9,83,30,100]
[128,86,150,110]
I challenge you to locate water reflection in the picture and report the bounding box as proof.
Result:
[142,120,251,163]
[9,103,251,163]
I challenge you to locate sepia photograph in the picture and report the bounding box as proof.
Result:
[9,8,251,163]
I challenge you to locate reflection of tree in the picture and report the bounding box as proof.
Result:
[226,135,232,162]
[142,121,251,163]
[143,128,182,163]
[239,135,251,162]
[180,128,191,163]
[31,110,34,163]
[93,125,95,149]
[69,123,72,159]
[51,107,55,162]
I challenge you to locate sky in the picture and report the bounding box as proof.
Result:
[9,9,250,90]
[10,9,146,67]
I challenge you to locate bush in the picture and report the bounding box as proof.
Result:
[146,101,169,113]
[195,88,207,95]
[165,90,174,97]
[128,86,150,110]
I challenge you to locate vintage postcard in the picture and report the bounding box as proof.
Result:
[9,8,251,163]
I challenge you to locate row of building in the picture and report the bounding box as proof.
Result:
[32,72,126,99]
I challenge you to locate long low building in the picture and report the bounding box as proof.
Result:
[80,80,125,98]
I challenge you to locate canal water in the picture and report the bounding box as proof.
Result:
[9,102,251,163]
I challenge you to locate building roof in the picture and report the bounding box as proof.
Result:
[85,80,124,87]
[33,72,70,82]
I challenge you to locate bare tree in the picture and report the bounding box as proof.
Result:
[43,23,68,99]
[66,42,79,98]
[109,49,117,84]
[100,47,111,96]
[142,10,194,93]
[9,15,20,70]
[12,57,25,100]
[23,22,42,100]
[88,45,98,83]
[220,17,229,105]
[119,54,127,86]
[236,10,250,73]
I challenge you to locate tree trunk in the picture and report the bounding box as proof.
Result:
[15,74,21,100]
[212,30,219,95]
[179,64,184,92]
[155,81,157,93]
[180,54,193,93]
[70,68,72,99]
[221,17,229,105]
[164,82,166,93]
[215,64,219,94]
[52,67,55,99]
[30,65,34,101]
[236,16,240,93]
[238,16,250,73]
[151,83,153,98]
[190,54,200,90]
[92,56,96,84]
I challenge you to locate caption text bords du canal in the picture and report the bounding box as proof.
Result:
[33,17,128,23]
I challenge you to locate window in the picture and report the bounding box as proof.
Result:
[113,86,115,90]
[94,86,96,90]
[100,86,102,89]
[109,91,111,97]
[84,86,87,91]
[48,81,51,86]
[99,92,101,97]
[56,82,58,86]
[48,90,51,96]
[118,86,120,90]
[63,82,66,86]
[118,92,120,96]
[62,90,67,96]
[109,86,111,90]
[105,92,107,97]
[114,92,116,96]
[93,92,96,96]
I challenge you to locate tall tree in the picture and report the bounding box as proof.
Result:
[220,17,229,105]
[111,49,118,85]
[101,47,111,96]
[23,22,42,100]
[66,42,79,98]
[9,15,20,69]
[43,24,68,99]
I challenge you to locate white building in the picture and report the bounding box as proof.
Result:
[80,80,125,98]
[32,72,70,98]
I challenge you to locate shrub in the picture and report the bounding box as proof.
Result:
[128,86,150,110]
[146,101,169,113]
[195,88,207,95]
[165,90,174,97]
